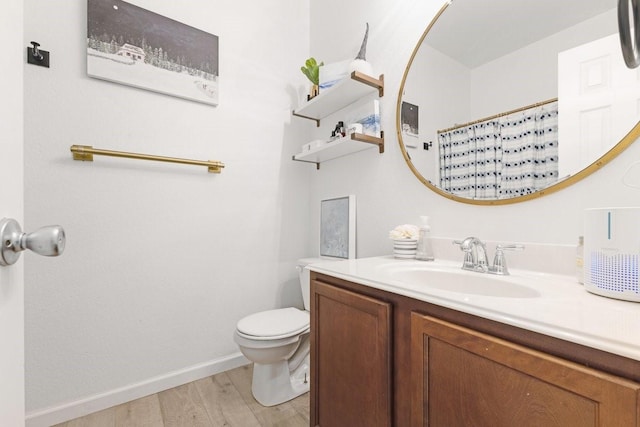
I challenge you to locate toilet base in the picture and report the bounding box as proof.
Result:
[251,354,310,406]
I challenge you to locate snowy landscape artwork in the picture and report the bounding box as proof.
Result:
[87,0,219,105]
[320,195,356,260]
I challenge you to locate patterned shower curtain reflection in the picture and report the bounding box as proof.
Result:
[439,126,474,197]
[438,101,558,199]
[438,121,501,199]
[473,120,501,199]
[499,102,559,198]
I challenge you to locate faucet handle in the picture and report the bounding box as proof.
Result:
[453,237,482,250]
[452,239,474,269]
[453,237,488,271]
[490,244,525,275]
[452,239,466,248]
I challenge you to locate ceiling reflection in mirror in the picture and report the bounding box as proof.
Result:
[397,0,640,204]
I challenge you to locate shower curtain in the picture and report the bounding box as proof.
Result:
[438,101,558,199]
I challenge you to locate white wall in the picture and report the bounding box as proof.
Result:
[404,44,470,184]
[309,0,640,258]
[470,8,617,118]
[24,0,312,416]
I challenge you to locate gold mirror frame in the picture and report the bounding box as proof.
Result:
[396,2,640,205]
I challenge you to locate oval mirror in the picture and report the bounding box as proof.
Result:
[397,0,640,205]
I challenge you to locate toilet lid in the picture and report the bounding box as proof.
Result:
[237,307,309,338]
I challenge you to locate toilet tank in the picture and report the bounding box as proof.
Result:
[297,258,323,311]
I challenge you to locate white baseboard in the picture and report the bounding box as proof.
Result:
[25,352,250,427]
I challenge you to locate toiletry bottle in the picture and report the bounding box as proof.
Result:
[576,235,584,284]
[333,122,344,139]
[416,216,435,261]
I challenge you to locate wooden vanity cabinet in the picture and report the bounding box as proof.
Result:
[310,272,640,427]
[411,313,640,427]
[310,280,392,427]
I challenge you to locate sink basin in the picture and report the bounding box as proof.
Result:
[382,264,541,298]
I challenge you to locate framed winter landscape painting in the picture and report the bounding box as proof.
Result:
[401,101,419,147]
[87,0,219,106]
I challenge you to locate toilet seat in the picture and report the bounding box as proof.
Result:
[236,307,309,340]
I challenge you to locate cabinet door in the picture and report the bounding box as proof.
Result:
[311,280,392,427]
[411,313,640,427]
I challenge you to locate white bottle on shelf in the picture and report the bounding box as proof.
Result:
[416,216,435,261]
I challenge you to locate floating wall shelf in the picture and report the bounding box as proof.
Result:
[293,132,384,169]
[293,71,384,126]
[292,70,385,168]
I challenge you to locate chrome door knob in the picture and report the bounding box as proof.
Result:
[0,218,66,266]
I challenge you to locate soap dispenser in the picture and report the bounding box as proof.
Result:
[416,216,435,261]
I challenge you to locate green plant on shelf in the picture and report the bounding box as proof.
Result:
[300,57,323,85]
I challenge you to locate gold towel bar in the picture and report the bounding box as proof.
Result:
[70,145,224,174]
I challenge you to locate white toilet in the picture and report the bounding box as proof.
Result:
[234,258,319,406]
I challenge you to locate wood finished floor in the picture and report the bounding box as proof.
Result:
[54,364,309,427]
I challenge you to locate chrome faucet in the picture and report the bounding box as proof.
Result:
[453,238,524,275]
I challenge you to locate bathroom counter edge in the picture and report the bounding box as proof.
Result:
[308,256,640,362]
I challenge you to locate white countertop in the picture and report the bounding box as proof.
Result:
[308,256,640,361]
